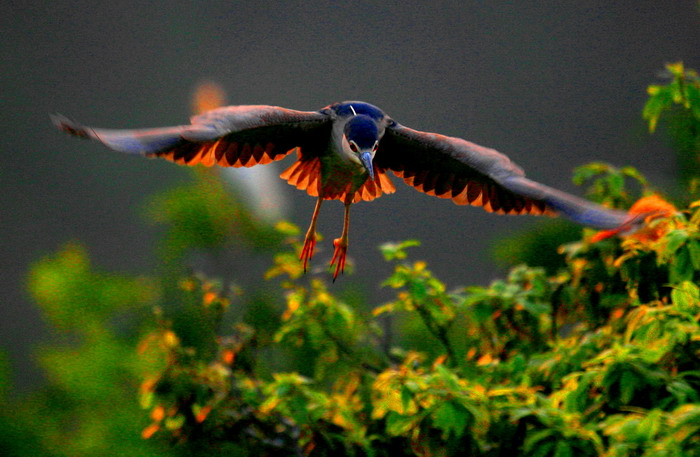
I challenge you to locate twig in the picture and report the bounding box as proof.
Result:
[414,304,456,363]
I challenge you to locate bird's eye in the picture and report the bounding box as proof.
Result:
[349,142,359,153]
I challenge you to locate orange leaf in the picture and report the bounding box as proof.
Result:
[223,349,235,365]
[610,308,625,320]
[150,405,165,422]
[142,423,160,440]
[195,405,212,423]
[433,355,448,367]
[203,292,217,305]
[477,354,493,366]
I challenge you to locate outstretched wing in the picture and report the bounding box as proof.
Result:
[375,123,633,230]
[51,105,332,168]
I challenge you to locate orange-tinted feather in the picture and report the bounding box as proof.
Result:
[452,186,469,205]
[378,170,396,194]
[590,195,677,243]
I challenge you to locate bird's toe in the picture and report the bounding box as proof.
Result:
[330,238,348,281]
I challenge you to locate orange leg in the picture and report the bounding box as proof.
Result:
[330,201,352,281]
[300,196,323,272]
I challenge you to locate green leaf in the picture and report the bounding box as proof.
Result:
[140,390,155,409]
[434,365,462,391]
[643,86,673,133]
[621,166,649,187]
[687,240,700,270]
[522,298,551,316]
[164,414,186,430]
[670,248,693,284]
[553,440,573,457]
[620,370,638,405]
[379,240,421,261]
[432,401,470,437]
[671,281,700,313]
[531,441,555,457]
[607,173,625,197]
[525,428,556,453]
[665,230,689,256]
[573,162,608,185]
[400,385,412,412]
[386,411,421,436]
[639,410,664,441]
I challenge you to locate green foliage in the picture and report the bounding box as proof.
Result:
[643,62,700,192]
[12,244,164,457]
[491,219,580,275]
[643,62,700,134]
[144,170,283,265]
[28,243,158,332]
[131,196,700,455]
[572,162,649,208]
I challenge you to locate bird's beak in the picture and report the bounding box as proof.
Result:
[359,151,375,180]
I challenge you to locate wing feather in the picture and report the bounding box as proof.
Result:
[377,123,631,229]
[51,106,331,169]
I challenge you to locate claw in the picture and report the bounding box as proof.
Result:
[300,196,323,274]
[330,238,348,281]
[300,234,317,273]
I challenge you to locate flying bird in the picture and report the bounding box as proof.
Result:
[52,101,648,280]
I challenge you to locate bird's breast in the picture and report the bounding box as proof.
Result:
[319,155,368,200]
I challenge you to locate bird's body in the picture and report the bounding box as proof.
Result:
[53,100,648,280]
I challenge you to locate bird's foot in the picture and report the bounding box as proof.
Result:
[300,234,317,272]
[330,238,348,282]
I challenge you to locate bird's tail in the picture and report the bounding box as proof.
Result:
[50,114,217,156]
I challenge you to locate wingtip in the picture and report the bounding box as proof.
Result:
[50,113,90,138]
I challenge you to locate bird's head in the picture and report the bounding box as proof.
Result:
[342,115,380,179]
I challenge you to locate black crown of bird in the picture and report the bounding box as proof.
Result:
[52,100,652,281]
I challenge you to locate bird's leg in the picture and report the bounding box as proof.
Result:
[300,196,323,272]
[330,201,352,281]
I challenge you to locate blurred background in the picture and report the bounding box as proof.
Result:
[3,1,699,395]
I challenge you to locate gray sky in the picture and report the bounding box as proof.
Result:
[3,1,699,388]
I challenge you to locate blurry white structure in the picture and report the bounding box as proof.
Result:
[191,81,291,222]
[221,165,291,221]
